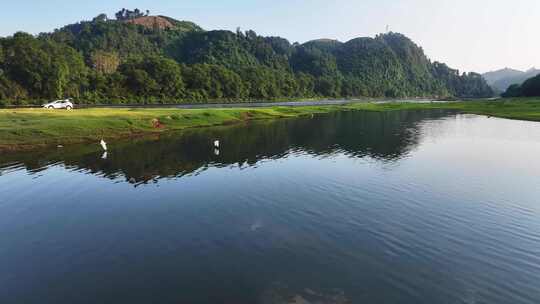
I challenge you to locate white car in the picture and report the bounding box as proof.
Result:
[43,99,74,110]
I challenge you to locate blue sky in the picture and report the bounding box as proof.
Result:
[1,0,539,73]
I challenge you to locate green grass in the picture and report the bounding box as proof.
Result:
[2,98,540,151]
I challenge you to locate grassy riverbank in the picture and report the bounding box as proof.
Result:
[1,98,539,151]
[364,98,540,121]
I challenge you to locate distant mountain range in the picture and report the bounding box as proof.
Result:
[483,67,540,93]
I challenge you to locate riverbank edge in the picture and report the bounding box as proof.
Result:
[1,98,539,152]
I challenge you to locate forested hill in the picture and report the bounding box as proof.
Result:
[502,73,540,98]
[0,9,493,105]
[483,67,540,93]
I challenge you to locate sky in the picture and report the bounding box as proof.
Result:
[0,0,538,73]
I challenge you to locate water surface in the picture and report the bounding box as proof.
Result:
[1,110,539,304]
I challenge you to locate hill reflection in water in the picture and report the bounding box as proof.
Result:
[0,109,456,185]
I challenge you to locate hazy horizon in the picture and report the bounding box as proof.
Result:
[1,0,538,74]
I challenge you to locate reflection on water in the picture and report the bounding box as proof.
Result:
[0,109,452,185]
[260,282,351,304]
[1,109,540,304]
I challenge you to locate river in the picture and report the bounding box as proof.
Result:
[1,109,539,304]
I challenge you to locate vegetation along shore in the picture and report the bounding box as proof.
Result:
[1,98,539,152]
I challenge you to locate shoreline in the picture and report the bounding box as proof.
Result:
[0,97,447,109]
[1,98,539,152]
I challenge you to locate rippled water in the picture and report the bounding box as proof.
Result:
[1,110,540,304]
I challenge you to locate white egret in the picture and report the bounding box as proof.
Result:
[100,139,108,151]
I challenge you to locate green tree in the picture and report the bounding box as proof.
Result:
[502,84,523,97]
[1,32,87,99]
[0,74,28,102]
[118,56,185,101]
